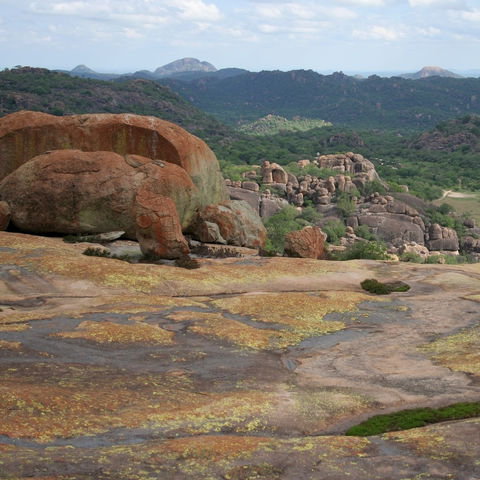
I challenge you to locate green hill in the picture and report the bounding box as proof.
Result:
[0,67,231,144]
[161,69,480,131]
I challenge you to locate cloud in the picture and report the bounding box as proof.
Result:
[353,24,404,41]
[460,8,480,21]
[408,0,468,9]
[175,0,222,21]
[337,0,387,6]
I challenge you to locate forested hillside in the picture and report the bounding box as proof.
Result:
[0,67,232,145]
[161,70,480,130]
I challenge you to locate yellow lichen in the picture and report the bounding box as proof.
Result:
[419,325,480,375]
[54,320,174,345]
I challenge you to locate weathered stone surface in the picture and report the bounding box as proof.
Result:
[426,224,459,251]
[190,200,267,248]
[357,213,425,245]
[227,186,260,213]
[397,242,430,260]
[284,226,327,259]
[0,200,10,230]
[259,196,289,220]
[0,149,199,238]
[134,186,189,259]
[0,110,227,207]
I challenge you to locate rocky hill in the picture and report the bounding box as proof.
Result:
[400,66,463,80]
[411,114,480,152]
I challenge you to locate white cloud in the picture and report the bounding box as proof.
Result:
[460,8,480,21]
[337,0,387,6]
[123,27,144,39]
[353,24,404,41]
[408,0,468,9]
[175,0,222,21]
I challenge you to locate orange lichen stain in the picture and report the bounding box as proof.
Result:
[54,320,174,345]
[166,310,278,350]
[0,311,56,325]
[418,325,480,375]
[0,340,23,350]
[0,323,30,332]
[0,363,204,442]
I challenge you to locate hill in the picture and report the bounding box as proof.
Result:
[411,114,480,152]
[400,66,463,80]
[0,67,231,144]
[160,69,480,130]
[154,57,216,77]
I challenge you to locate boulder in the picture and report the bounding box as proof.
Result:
[426,224,459,251]
[398,242,430,260]
[189,200,267,248]
[260,196,289,220]
[261,161,288,184]
[0,201,10,231]
[227,186,260,213]
[0,150,199,238]
[134,186,189,259]
[0,110,227,207]
[284,226,327,259]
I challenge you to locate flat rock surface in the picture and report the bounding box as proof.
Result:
[1,232,479,479]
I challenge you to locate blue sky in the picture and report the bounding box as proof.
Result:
[1,0,480,75]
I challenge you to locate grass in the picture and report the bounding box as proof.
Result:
[345,401,480,436]
[433,191,480,225]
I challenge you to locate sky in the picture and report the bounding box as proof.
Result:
[1,0,480,75]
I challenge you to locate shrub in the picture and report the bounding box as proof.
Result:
[400,251,424,263]
[82,247,111,258]
[322,220,346,244]
[335,193,357,219]
[174,254,200,269]
[361,278,410,294]
[336,241,389,260]
[354,225,376,241]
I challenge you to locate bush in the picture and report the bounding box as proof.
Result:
[360,279,391,295]
[174,254,200,269]
[322,220,346,244]
[400,252,424,263]
[360,278,410,295]
[82,247,111,257]
[335,193,357,219]
[354,225,376,241]
[335,241,389,260]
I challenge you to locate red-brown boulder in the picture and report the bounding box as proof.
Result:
[0,200,10,230]
[134,185,189,259]
[284,226,327,259]
[0,111,227,207]
[0,149,199,237]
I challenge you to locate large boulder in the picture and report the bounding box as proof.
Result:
[284,226,327,259]
[426,224,459,251]
[0,149,199,238]
[134,186,189,259]
[0,200,10,231]
[189,200,267,248]
[0,111,227,207]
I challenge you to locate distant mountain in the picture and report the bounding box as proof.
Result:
[400,66,463,80]
[59,65,121,81]
[154,57,216,77]
[237,114,331,136]
[0,67,232,144]
[160,69,480,130]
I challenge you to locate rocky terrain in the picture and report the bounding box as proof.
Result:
[0,231,479,479]
[226,153,479,258]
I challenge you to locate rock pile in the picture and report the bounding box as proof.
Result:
[0,111,266,258]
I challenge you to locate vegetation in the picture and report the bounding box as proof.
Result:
[333,241,389,261]
[263,205,322,255]
[360,278,410,295]
[237,114,331,136]
[346,401,480,436]
[162,70,480,130]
